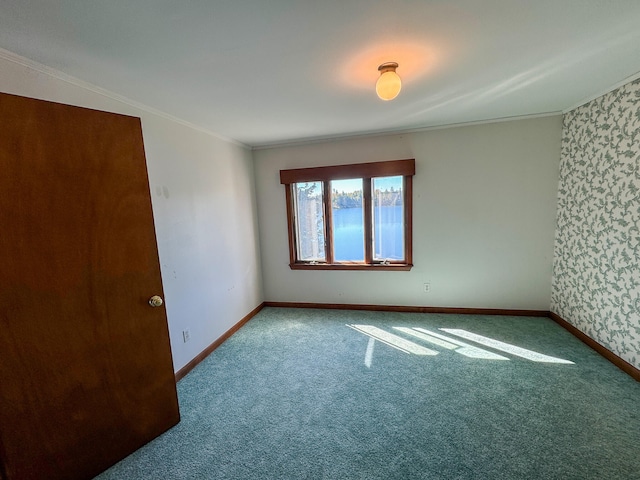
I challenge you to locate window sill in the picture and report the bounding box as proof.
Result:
[289,263,413,271]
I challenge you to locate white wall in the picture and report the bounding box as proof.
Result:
[254,116,562,310]
[0,51,263,372]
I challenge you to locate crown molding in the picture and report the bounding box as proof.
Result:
[251,112,562,151]
[563,69,640,113]
[6,45,637,151]
[0,47,249,150]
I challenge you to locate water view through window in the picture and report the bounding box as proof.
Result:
[332,178,364,261]
[283,159,414,268]
[373,176,404,260]
[330,176,404,262]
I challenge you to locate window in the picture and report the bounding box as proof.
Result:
[280,159,414,270]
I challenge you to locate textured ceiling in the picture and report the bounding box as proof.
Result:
[1,1,640,147]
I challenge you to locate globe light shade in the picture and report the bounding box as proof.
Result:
[376,62,401,101]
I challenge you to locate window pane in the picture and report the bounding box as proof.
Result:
[294,182,325,261]
[373,176,404,261]
[331,178,364,262]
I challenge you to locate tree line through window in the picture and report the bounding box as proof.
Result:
[280,159,414,270]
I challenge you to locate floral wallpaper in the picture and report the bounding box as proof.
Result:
[551,78,640,370]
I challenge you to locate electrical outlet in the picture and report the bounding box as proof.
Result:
[182,329,191,343]
[423,282,431,293]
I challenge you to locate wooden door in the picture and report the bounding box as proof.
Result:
[0,93,180,480]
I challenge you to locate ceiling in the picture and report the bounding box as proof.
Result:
[2,1,640,148]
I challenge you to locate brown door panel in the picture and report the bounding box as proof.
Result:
[0,93,179,480]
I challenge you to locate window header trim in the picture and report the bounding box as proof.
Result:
[280,159,415,185]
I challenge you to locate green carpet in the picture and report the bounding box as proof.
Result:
[96,307,640,479]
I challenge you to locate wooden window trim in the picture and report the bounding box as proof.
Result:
[280,159,415,185]
[363,178,373,264]
[404,175,413,266]
[284,186,297,266]
[289,263,413,271]
[323,181,334,265]
[281,159,415,271]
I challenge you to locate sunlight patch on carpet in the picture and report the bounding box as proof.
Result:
[364,337,375,368]
[440,328,574,364]
[347,324,438,356]
[412,327,510,360]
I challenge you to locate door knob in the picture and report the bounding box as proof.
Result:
[148,295,164,307]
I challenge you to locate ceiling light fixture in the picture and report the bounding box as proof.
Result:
[376,62,401,101]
